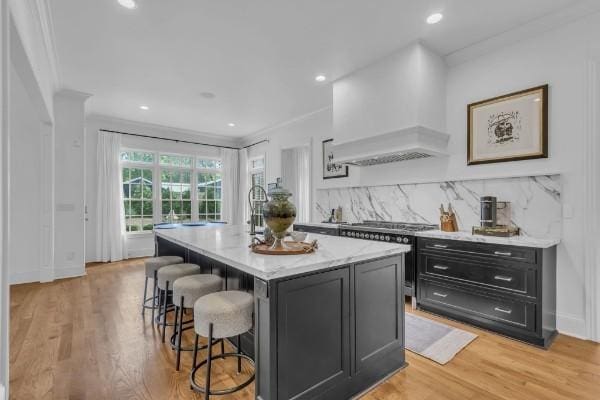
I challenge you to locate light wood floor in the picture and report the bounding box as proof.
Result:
[9,258,600,400]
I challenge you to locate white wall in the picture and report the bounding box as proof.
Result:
[85,115,240,262]
[1,0,9,396]
[8,64,41,283]
[243,14,600,339]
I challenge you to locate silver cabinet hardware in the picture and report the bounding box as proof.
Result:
[433,292,448,298]
[494,251,512,256]
[494,307,512,314]
[494,275,513,282]
[433,244,448,249]
[433,265,449,271]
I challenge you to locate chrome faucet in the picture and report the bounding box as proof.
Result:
[248,184,268,236]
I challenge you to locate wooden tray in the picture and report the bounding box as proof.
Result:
[251,241,316,255]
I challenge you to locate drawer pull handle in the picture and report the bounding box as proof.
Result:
[433,265,449,271]
[433,244,448,249]
[494,307,512,314]
[433,292,448,298]
[494,251,512,256]
[494,275,513,282]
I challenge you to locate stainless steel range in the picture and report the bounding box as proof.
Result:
[340,221,438,305]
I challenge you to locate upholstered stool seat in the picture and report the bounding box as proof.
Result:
[141,256,184,317]
[190,291,255,399]
[170,274,223,370]
[157,264,201,290]
[193,291,253,339]
[173,275,223,308]
[144,256,184,277]
[156,263,202,342]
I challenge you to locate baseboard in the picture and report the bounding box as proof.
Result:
[9,270,41,285]
[53,266,86,280]
[128,247,154,258]
[557,312,588,340]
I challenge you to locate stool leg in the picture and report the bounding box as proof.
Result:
[220,337,225,356]
[156,289,163,326]
[162,280,169,343]
[141,276,148,315]
[175,296,184,371]
[151,270,158,322]
[191,334,199,390]
[205,323,214,400]
[237,335,242,373]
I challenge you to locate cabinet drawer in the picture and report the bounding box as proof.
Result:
[419,280,536,332]
[420,254,536,297]
[293,224,339,236]
[418,238,537,264]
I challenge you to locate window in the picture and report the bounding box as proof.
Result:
[122,167,154,232]
[197,159,222,222]
[120,150,223,232]
[161,169,192,222]
[249,156,266,226]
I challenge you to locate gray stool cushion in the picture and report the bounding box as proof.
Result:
[194,291,253,339]
[157,263,201,289]
[173,274,223,308]
[144,256,184,277]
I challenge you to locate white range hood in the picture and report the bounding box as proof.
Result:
[331,42,450,166]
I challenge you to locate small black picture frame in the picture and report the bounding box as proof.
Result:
[322,139,348,179]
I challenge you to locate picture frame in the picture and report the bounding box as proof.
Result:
[467,84,548,165]
[322,139,348,179]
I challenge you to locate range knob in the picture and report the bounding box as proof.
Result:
[359,233,365,238]
[403,237,409,244]
[375,235,380,240]
[385,235,390,241]
[369,234,375,239]
[396,237,402,243]
[341,231,346,236]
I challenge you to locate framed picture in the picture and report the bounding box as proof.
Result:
[322,139,348,179]
[467,84,548,165]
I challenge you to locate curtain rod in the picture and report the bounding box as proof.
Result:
[99,129,269,150]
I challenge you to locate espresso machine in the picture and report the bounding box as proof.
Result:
[474,196,519,237]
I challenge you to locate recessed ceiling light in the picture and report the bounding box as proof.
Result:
[533,98,541,102]
[118,0,137,9]
[139,105,149,110]
[200,92,216,99]
[426,13,443,24]
[315,75,327,82]
[228,123,236,127]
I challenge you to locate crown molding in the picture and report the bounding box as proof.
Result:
[446,2,600,67]
[87,113,243,147]
[242,105,332,144]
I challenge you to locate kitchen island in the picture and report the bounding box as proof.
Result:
[155,224,410,400]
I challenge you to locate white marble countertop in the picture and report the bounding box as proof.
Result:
[415,230,560,248]
[155,225,410,281]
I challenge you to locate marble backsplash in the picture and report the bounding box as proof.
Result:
[315,175,561,238]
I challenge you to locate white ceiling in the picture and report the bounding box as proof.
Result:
[50,0,582,137]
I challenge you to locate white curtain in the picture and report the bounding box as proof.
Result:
[96,131,127,262]
[220,148,240,224]
[238,148,249,225]
[282,146,311,223]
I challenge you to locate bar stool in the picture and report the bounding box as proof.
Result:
[157,263,202,342]
[190,291,255,399]
[142,256,184,320]
[171,274,223,371]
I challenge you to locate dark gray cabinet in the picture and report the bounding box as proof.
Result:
[354,257,404,374]
[417,237,557,347]
[293,223,340,236]
[276,267,350,399]
[256,255,405,400]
